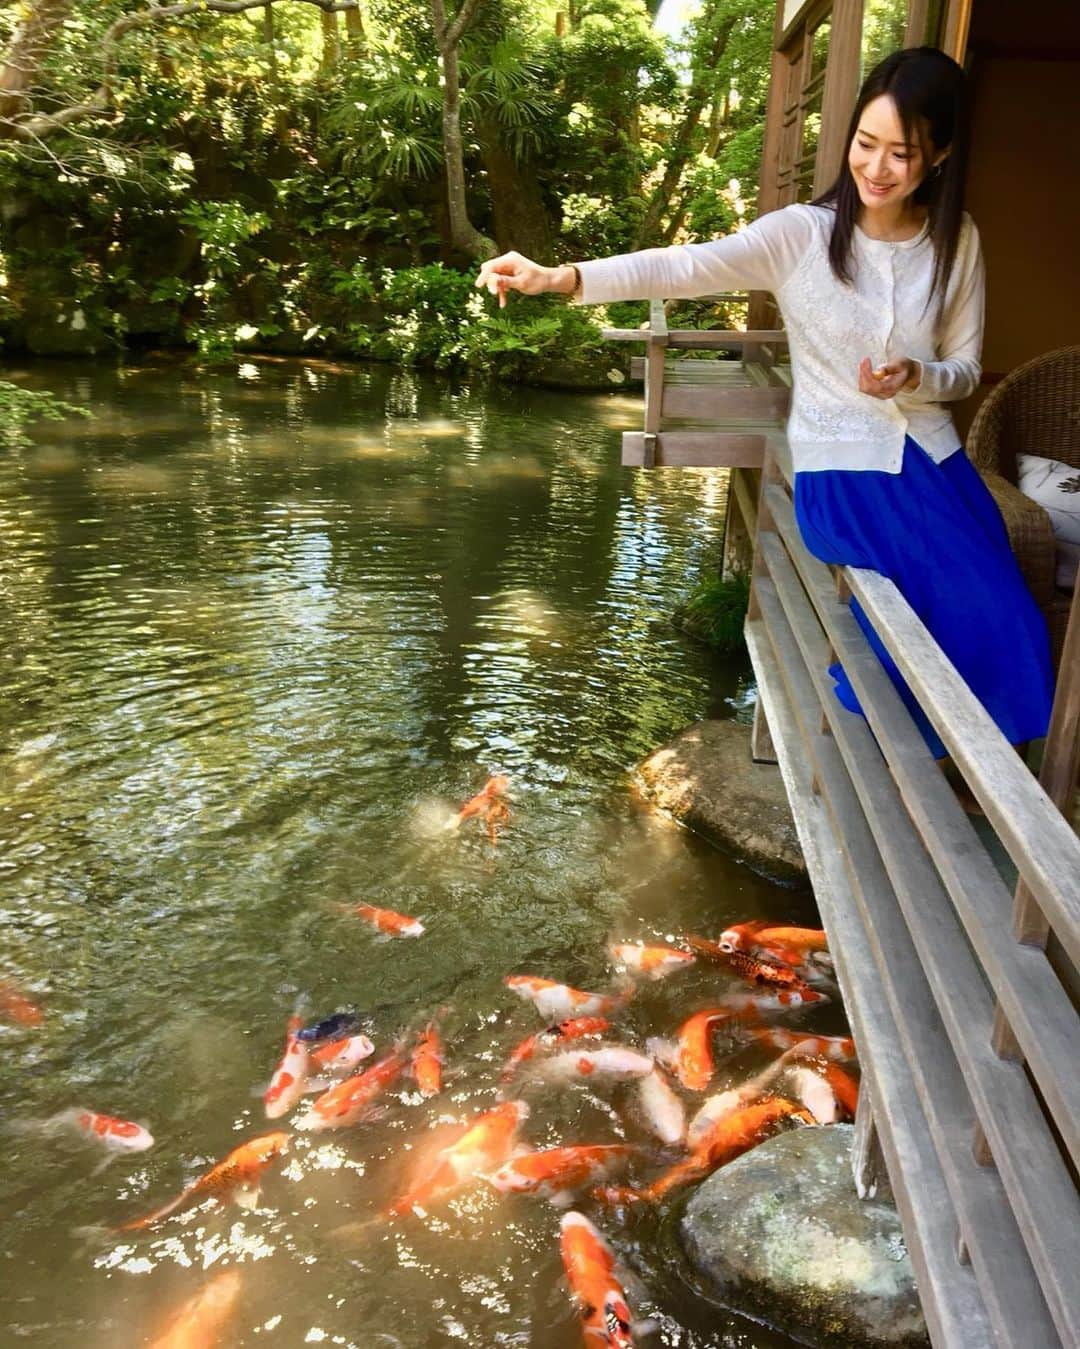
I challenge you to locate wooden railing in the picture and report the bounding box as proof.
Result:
[745,434,1080,1349]
[606,305,1080,1346]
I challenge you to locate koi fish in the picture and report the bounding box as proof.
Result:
[720,920,829,956]
[32,1107,154,1155]
[297,1050,405,1131]
[560,1211,637,1348]
[601,1097,812,1205]
[488,1144,637,1206]
[608,944,695,981]
[0,978,43,1027]
[686,1052,796,1149]
[309,1033,375,1076]
[536,1047,653,1086]
[745,1028,856,1062]
[350,903,424,938]
[264,1016,310,1120]
[719,984,829,1013]
[500,1016,611,1083]
[636,1068,685,1146]
[385,1099,528,1217]
[456,774,509,823]
[297,1012,360,1044]
[118,1131,289,1231]
[504,975,625,1021]
[411,1020,444,1098]
[149,1268,242,1349]
[685,935,802,989]
[649,1007,742,1092]
[788,1061,859,1122]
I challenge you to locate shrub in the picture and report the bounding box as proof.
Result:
[673,571,751,654]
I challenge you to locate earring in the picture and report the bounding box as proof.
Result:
[928,163,943,180]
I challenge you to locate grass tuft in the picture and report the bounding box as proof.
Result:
[673,571,751,654]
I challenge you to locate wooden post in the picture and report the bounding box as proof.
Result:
[749,447,781,765]
[812,0,863,196]
[852,1088,887,1200]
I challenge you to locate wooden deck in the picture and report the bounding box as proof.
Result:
[606,307,1080,1348]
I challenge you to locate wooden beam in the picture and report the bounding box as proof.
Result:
[813,0,862,195]
[621,431,765,468]
[661,384,790,421]
[601,328,787,346]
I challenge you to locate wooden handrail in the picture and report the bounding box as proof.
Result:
[601,327,788,345]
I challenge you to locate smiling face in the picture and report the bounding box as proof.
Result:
[847,94,943,218]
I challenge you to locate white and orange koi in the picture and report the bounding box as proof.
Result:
[500,1016,611,1083]
[488,1143,637,1206]
[297,1050,406,1131]
[720,984,829,1013]
[745,1028,856,1062]
[309,1033,375,1077]
[560,1211,638,1348]
[264,1015,310,1120]
[411,1019,445,1098]
[504,975,626,1022]
[385,1099,528,1217]
[720,920,828,957]
[36,1107,154,1155]
[636,1068,685,1146]
[149,1268,243,1349]
[788,1061,859,1122]
[536,1047,653,1087]
[608,944,694,981]
[600,1097,812,1205]
[686,1052,796,1149]
[349,902,425,938]
[118,1131,289,1231]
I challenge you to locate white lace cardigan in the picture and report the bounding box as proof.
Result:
[575,202,985,474]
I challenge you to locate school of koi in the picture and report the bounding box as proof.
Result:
[2,777,857,1347]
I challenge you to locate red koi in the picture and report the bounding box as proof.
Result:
[0,978,43,1027]
[457,774,509,823]
[652,1007,742,1092]
[411,1019,445,1098]
[686,934,802,988]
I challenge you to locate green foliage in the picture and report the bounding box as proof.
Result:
[0,381,90,450]
[674,571,751,653]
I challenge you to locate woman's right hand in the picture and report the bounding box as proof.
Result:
[475,253,578,308]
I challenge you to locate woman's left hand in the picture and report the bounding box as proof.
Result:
[858,356,921,399]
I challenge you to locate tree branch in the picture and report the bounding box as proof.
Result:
[443,0,484,52]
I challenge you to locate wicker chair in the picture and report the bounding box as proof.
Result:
[966,345,1080,670]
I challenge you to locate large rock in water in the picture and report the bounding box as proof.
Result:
[636,720,806,883]
[681,1125,929,1348]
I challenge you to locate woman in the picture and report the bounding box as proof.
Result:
[475,46,1053,761]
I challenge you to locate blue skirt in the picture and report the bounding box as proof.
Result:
[793,437,1054,760]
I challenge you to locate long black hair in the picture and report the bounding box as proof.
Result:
[814,46,969,306]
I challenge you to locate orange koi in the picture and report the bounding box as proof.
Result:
[651,1007,741,1092]
[500,1016,611,1083]
[746,1028,856,1062]
[601,1097,811,1205]
[298,1050,405,1131]
[411,1020,445,1098]
[118,1131,289,1231]
[149,1268,242,1349]
[721,921,828,956]
[264,1015,309,1120]
[350,903,424,938]
[686,934,802,988]
[385,1099,527,1217]
[0,978,43,1027]
[457,774,509,823]
[504,975,627,1021]
[488,1144,637,1205]
[609,944,695,981]
[559,1211,637,1348]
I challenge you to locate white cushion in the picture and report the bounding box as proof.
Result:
[1017,453,1080,545]
[1016,453,1080,590]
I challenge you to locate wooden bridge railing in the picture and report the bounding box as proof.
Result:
[746,436,1080,1349]
[605,309,1080,1347]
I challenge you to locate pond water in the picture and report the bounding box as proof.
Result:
[0,357,837,1347]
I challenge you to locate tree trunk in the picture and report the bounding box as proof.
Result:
[478,120,554,260]
[344,7,365,55]
[634,14,736,247]
[0,0,72,124]
[320,11,340,71]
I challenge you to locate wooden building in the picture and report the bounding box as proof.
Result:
[605,2,1080,1344]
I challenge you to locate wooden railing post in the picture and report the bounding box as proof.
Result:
[749,445,783,764]
[852,1085,888,1200]
[642,299,669,468]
